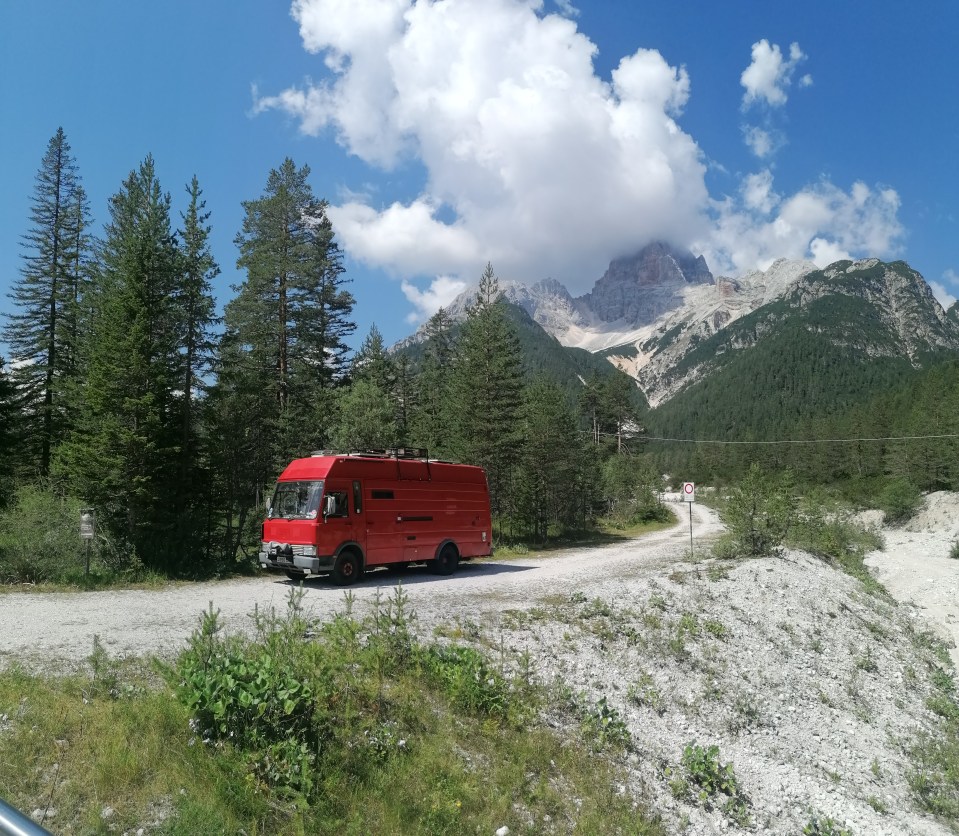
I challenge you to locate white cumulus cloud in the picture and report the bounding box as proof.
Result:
[932,269,959,310]
[701,176,903,276]
[401,275,469,323]
[257,3,902,323]
[257,0,710,302]
[741,40,809,108]
[743,126,776,159]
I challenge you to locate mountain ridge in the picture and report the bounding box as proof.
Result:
[398,242,958,410]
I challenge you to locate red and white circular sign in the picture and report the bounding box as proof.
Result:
[682,482,695,502]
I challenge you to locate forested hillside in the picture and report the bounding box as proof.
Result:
[643,260,959,491]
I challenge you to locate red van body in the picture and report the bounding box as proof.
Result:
[259,451,493,584]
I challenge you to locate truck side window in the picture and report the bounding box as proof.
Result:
[353,481,362,514]
[324,491,349,518]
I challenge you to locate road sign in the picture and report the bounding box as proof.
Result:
[80,509,95,540]
[682,482,695,502]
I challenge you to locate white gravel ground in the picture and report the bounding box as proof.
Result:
[3,497,958,835]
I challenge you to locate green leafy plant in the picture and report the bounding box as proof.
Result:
[679,742,750,823]
[174,601,317,795]
[579,695,631,752]
[420,644,511,719]
[803,812,853,835]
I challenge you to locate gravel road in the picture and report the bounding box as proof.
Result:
[0,501,720,671]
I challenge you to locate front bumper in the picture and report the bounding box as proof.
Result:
[258,542,333,575]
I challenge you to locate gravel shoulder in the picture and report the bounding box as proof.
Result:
[864,491,959,669]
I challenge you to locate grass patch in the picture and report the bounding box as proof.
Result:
[0,586,664,835]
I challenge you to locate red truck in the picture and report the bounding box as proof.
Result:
[259,449,493,584]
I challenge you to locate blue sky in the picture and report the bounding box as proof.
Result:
[2,0,957,355]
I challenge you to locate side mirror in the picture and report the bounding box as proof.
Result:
[323,495,336,519]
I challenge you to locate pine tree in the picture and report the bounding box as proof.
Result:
[0,355,21,491]
[351,324,396,392]
[224,158,353,462]
[447,263,524,519]
[4,128,92,474]
[392,353,416,447]
[56,156,182,568]
[514,378,585,540]
[411,307,456,456]
[331,379,398,451]
[175,176,219,458]
[211,160,354,560]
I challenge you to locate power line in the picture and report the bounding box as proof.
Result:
[643,433,959,446]
[586,430,959,446]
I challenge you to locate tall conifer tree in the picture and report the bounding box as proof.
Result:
[448,263,524,518]
[58,156,182,567]
[212,160,354,558]
[0,356,21,491]
[4,128,92,474]
[175,176,219,453]
[411,307,456,456]
[515,378,586,540]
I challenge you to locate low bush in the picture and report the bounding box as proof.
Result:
[716,464,796,557]
[0,483,123,584]
[877,478,922,525]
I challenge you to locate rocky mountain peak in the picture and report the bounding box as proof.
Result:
[576,242,714,326]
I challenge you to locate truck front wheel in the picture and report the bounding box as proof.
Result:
[332,550,362,585]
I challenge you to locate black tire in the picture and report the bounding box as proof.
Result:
[429,543,459,576]
[284,569,308,582]
[332,550,362,586]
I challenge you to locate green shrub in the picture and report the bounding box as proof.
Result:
[420,644,511,719]
[174,601,318,795]
[718,464,795,556]
[878,478,922,524]
[0,483,123,583]
[949,540,959,560]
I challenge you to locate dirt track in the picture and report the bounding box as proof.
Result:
[0,502,721,671]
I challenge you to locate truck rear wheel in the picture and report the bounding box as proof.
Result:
[332,550,362,585]
[430,544,459,576]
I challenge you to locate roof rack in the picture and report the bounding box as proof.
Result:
[349,448,430,460]
[308,448,432,460]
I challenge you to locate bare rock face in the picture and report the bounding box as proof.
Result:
[576,242,714,326]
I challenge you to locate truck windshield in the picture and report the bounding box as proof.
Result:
[268,480,324,520]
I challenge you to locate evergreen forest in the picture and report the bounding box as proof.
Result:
[0,130,657,583]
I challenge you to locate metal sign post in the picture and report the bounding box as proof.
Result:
[80,509,95,575]
[682,482,695,559]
